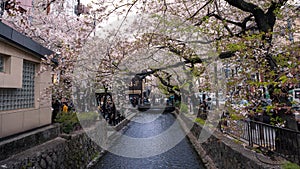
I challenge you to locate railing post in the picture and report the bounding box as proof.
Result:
[248,120,253,147]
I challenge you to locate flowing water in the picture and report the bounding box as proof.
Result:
[94,110,205,169]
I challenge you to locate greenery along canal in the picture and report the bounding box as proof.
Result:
[95,110,205,169]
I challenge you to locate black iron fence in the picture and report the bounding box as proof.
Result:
[221,120,300,164]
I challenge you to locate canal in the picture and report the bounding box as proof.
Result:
[94,110,205,169]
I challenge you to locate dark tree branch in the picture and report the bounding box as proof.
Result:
[224,0,262,14]
[219,51,235,59]
[194,13,255,39]
[214,1,234,36]
[210,14,243,27]
[241,14,254,32]
[266,54,278,70]
[44,0,56,10]
[188,0,214,20]
[194,11,214,26]
[225,0,270,33]
[155,36,236,61]
[154,72,180,92]
[225,0,288,34]
[223,0,288,71]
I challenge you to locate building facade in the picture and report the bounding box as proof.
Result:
[0,22,53,138]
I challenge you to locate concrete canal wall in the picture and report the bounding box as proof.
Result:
[0,113,136,169]
[174,110,283,169]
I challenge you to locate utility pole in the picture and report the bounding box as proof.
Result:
[215,28,221,111]
[214,58,219,110]
[93,12,96,36]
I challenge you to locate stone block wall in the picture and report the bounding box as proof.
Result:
[0,124,60,161]
[176,111,283,169]
[0,113,137,169]
[0,130,102,169]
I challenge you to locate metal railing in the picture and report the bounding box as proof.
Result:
[221,119,300,164]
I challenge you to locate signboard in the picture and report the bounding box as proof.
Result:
[129,76,142,90]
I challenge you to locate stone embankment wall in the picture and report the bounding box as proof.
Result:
[0,114,135,169]
[0,129,102,169]
[175,111,283,169]
[0,124,60,161]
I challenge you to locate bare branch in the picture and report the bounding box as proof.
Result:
[44,0,56,11]
[188,0,214,20]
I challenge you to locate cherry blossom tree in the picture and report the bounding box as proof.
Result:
[89,0,300,125]
[1,0,99,99]
[2,0,299,124]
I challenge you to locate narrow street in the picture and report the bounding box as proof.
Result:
[95,110,205,169]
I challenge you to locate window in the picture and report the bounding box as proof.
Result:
[0,60,35,111]
[0,54,9,73]
[0,55,3,72]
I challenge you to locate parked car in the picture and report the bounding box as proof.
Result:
[143,98,151,106]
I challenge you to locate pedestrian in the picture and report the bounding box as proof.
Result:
[132,97,137,107]
[68,100,75,112]
[52,99,61,123]
[98,106,103,118]
[62,103,68,113]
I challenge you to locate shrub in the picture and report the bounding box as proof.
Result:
[55,112,80,134]
[282,161,300,169]
[55,111,99,133]
[174,101,181,107]
[77,111,98,127]
[180,103,189,113]
[195,118,205,125]
[229,113,243,121]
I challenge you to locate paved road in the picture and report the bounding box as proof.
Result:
[94,111,204,169]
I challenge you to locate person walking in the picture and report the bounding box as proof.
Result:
[62,103,68,113]
[52,99,61,123]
